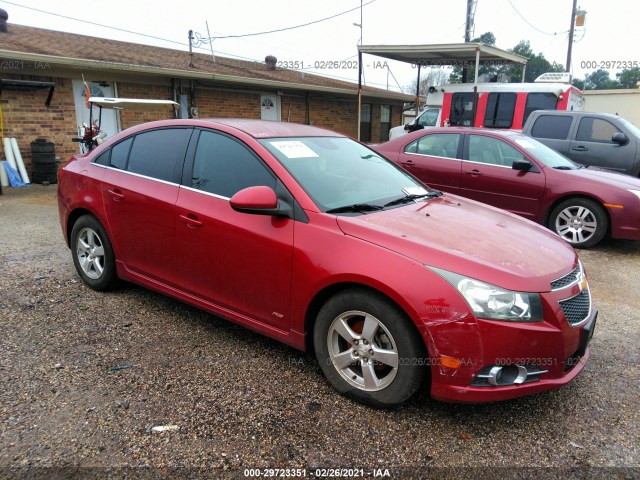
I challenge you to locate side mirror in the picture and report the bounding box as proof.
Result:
[612,132,628,145]
[512,159,533,171]
[230,186,279,216]
[404,123,412,131]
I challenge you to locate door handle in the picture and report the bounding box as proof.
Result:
[572,146,588,152]
[179,213,203,229]
[465,169,483,177]
[107,188,125,201]
[400,160,415,166]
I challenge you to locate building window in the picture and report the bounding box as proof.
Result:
[380,105,391,141]
[483,92,516,128]
[360,104,372,142]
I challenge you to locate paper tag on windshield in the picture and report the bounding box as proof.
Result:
[403,186,428,196]
[270,141,319,159]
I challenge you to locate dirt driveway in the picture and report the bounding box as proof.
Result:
[0,185,638,479]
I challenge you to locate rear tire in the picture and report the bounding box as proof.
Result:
[70,215,118,290]
[548,198,607,248]
[313,289,427,408]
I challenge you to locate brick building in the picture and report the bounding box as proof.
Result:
[0,21,411,171]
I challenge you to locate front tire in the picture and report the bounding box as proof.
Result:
[313,289,427,408]
[70,215,117,290]
[548,198,607,248]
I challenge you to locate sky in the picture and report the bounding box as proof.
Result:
[4,0,638,92]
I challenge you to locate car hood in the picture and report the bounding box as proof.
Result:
[336,194,576,293]
[556,167,640,189]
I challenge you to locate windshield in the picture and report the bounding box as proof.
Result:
[260,137,433,213]
[618,117,640,139]
[511,134,578,169]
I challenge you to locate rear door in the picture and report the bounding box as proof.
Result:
[396,132,463,193]
[101,127,193,283]
[174,129,294,330]
[459,134,546,221]
[568,116,637,173]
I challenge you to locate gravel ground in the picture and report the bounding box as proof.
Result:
[0,185,638,479]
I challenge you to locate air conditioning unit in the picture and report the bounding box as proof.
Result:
[534,72,572,84]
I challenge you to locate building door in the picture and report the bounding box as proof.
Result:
[261,94,280,121]
[72,80,120,146]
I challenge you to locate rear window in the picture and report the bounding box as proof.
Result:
[530,115,573,140]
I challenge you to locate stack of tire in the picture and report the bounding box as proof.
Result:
[31,139,57,184]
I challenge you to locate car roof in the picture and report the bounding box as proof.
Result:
[529,110,621,120]
[415,126,525,138]
[198,118,345,138]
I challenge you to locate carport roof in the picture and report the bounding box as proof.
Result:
[358,43,527,67]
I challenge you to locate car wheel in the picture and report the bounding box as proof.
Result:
[548,198,607,248]
[313,289,426,408]
[70,215,117,290]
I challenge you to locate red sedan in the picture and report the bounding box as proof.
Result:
[58,119,595,407]
[373,128,640,248]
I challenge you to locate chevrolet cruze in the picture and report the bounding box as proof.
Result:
[57,119,596,407]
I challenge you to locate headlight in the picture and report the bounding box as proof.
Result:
[627,189,640,201]
[431,268,544,322]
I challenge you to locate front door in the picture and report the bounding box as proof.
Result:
[175,129,293,330]
[261,94,281,121]
[460,134,545,221]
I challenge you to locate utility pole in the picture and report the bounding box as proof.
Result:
[566,0,578,72]
[462,0,475,83]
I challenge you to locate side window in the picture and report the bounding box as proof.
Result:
[127,128,192,182]
[418,108,440,127]
[404,134,460,159]
[110,137,133,170]
[523,92,558,125]
[191,130,276,198]
[449,93,476,127]
[468,135,525,167]
[93,150,111,166]
[484,92,516,128]
[576,118,619,143]
[530,115,573,140]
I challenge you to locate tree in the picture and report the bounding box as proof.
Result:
[405,68,451,96]
[616,68,640,89]
[449,32,497,83]
[584,69,619,90]
[504,40,564,82]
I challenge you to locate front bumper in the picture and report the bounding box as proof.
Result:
[430,310,596,402]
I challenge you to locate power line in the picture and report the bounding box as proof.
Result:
[209,1,376,40]
[506,0,568,36]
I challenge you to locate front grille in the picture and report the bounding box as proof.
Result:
[551,266,581,290]
[559,289,591,325]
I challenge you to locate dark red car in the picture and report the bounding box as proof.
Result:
[58,119,596,407]
[373,128,640,248]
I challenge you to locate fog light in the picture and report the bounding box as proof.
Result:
[472,364,549,387]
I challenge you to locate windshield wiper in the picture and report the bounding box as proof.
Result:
[383,191,442,208]
[326,203,384,214]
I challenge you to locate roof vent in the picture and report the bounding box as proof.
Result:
[265,55,277,71]
[535,72,572,84]
[0,9,8,32]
